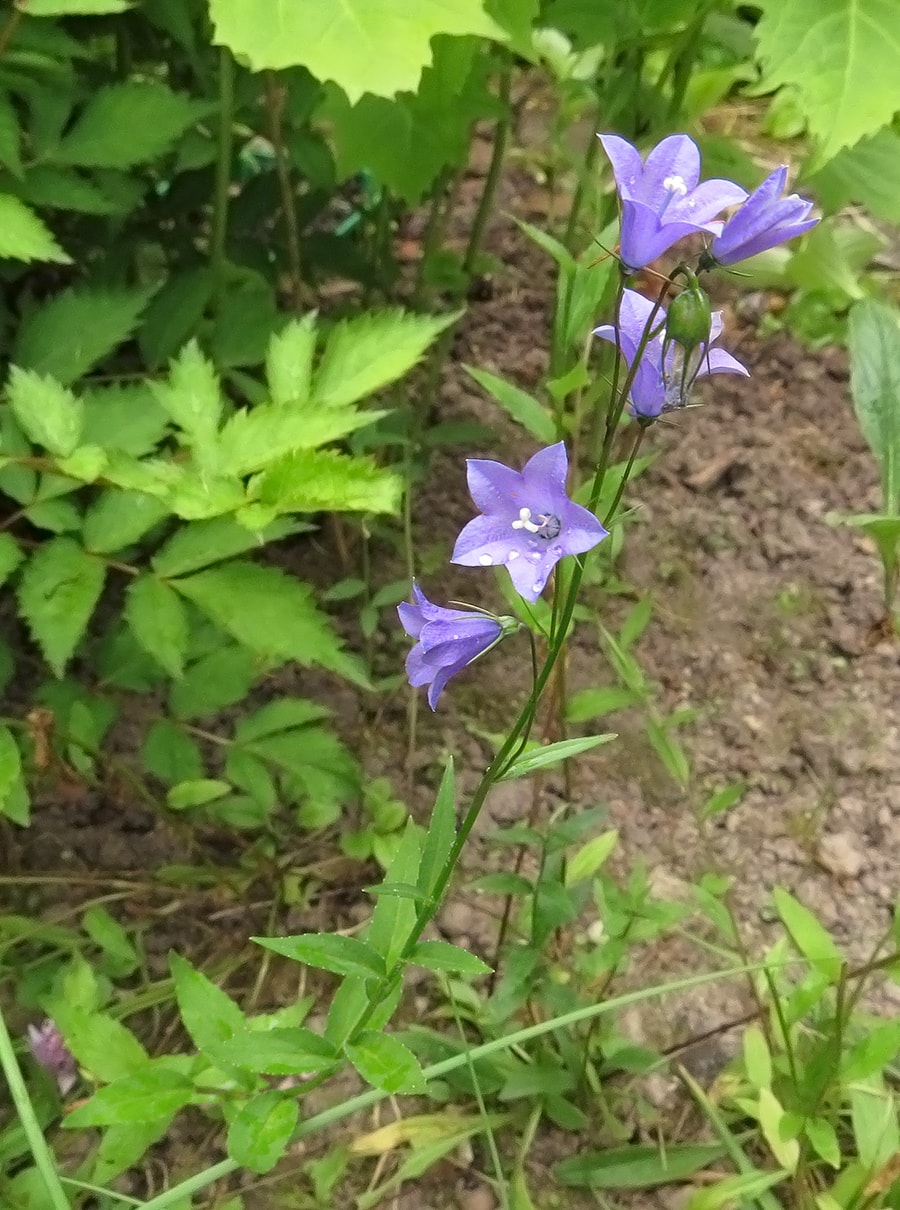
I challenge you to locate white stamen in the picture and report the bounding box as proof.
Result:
[663,174,687,196]
[479,553,493,565]
[511,505,540,534]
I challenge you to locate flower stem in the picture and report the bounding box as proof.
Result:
[602,424,644,527]
[0,1007,71,1210]
[463,58,511,275]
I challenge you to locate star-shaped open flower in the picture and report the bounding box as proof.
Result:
[594,289,749,421]
[704,165,818,268]
[451,443,608,601]
[398,582,510,710]
[599,133,747,273]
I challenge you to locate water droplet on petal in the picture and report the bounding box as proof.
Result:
[479,554,493,566]
[552,544,563,556]
[528,551,541,563]
[452,634,459,640]
[508,550,519,560]
[532,582,543,594]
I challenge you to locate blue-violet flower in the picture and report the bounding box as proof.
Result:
[27,1019,77,1095]
[599,132,747,272]
[398,582,510,710]
[704,165,818,268]
[594,289,749,421]
[451,442,608,601]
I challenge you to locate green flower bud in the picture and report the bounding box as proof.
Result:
[665,272,712,354]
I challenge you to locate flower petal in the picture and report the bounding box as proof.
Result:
[667,178,747,225]
[598,133,643,197]
[521,441,568,495]
[697,347,750,378]
[466,458,524,516]
[557,502,609,555]
[452,513,524,566]
[641,134,702,201]
[506,548,557,601]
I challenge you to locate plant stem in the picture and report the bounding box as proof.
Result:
[463,59,512,275]
[264,72,304,310]
[0,6,22,59]
[0,1007,71,1210]
[564,114,601,250]
[602,424,644,527]
[211,46,235,312]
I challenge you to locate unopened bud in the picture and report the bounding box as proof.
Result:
[665,273,711,353]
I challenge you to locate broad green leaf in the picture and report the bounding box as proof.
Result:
[0,193,69,263]
[91,1120,173,1187]
[0,534,23,589]
[0,726,23,815]
[235,698,330,742]
[464,366,556,443]
[565,830,617,886]
[804,1117,840,1169]
[141,720,203,783]
[742,1024,772,1090]
[7,367,83,455]
[216,402,382,476]
[169,645,260,720]
[167,779,231,809]
[139,268,214,369]
[757,1088,800,1171]
[83,491,169,554]
[312,309,459,408]
[842,1019,900,1081]
[417,759,456,899]
[807,128,900,224]
[209,0,505,101]
[63,1065,195,1127]
[14,288,150,385]
[82,904,139,972]
[50,1006,147,1083]
[345,1030,427,1094]
[169,952,245,1054]
[228,1091,298,1174]
[253,933,386,980]
[212,1027,338,1074]
[0,93,22,177]
[256,448,402,515]
[17,537,105,675]
[53,81,207,168]
[172,561,353,678]
[124,576,189,679]
[848,299,900,512]
[499,734,615,780]
[565,687,641,722]
[367,820,422,969]
[772,887,843,981]
[18,165,140,217]
[81,384,169,456]
[152,515,302,578]
[266,314,317,405]
[151,340,222,445]
[23,0,130,11]
[410,940,491,976]
[686,1169,789,1210]
[556,1143,724,1188]
[754,0,900,165]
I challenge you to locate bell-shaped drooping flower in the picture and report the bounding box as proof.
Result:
[398,582,513,710]
[27,1019,77,1095]
[451,442,608,602]
[702,165,818,268]
[593,289,749,421]
[599,133,747,273]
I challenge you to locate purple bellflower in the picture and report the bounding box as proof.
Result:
[704,165,818,268]
[398,582,510,710]
[451,442,608,601]
[27,1019,77,1095]
[599,133,747,272]
[594,289,749,421]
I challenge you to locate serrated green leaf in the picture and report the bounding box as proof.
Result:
[7,367,83,455]
[169,952,245,1054]
[345,1030,427,1093]
[139,268,214,369]
[125,576,189,678]
[151,515,301,578]
[18,166,137,216]
[151,340,222,444]
[266,314,317,405]
[253,933,385,980]
[499,734,615,780]
[256,448,402,515]
[848,299,900,512]
[81,384,169,455]
[755,0,900,165]
[0,726,23,815]
[227,1091,298,1174]
[216,402,382,476]
[17,537,105,675]
[141,720,203,784]
[807,128,900,224]
[0,193,69,263]
[50,1006,147,1083]
[83,491,169,554]
[464,365,556,443]
[169,646,260,720]
[209,0,505,102]
[14,288,150,386]
[171,561,353,678]
[313,309,459,408]
[53,81,207,168]
[410,940,491,976]
[0,534,23,588]
[235,697,330,742]
[63,1065,195,1127]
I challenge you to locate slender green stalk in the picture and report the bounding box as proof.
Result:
[264,72,304,310]
[463,59,512,275]
[211,47,235,311]
[602,425,644,527]
[0,1008,71,1210]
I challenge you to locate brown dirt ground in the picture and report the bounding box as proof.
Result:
[3,138,900,1210]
